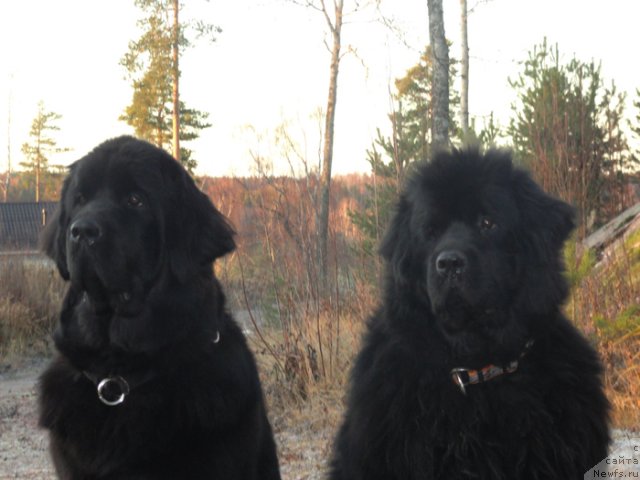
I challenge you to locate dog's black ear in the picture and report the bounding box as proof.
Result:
[379,195,416,285]
[512,169,575,312]
[166,167,236,282]
[513,169,575,250]
[40,178,71,280]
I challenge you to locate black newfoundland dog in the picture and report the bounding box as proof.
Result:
[330,150,609,479]
[39,136,281,479]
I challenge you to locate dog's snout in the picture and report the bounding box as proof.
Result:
[70,219,102,245]
[436,250,467,276]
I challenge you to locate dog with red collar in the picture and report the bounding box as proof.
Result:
[330,149,609,479]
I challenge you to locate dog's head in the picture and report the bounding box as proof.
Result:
[380,149,574,348]
[41,136,235,316]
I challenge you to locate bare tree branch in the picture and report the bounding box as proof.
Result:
[468,0,495,15]
[372,3,412,50]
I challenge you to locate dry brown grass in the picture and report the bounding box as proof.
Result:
[246,278,372,416]
[249,307,365,480]
[602,338,640,429]
[566,232,640,429]
[0,258,64,361]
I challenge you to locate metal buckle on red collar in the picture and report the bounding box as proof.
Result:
[451,368,470,395]
[450,340,534,395]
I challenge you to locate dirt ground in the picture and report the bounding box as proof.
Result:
[0,357,636,480]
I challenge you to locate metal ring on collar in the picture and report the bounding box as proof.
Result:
[97,376,130,406]
[450,368,468,395]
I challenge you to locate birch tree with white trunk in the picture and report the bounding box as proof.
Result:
[427,0,450,152]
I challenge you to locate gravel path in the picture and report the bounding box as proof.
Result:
[0,359,636,479]
[0,359,52,480]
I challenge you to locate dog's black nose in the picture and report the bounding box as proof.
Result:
[70,219,102,245]
[436,250,467,276]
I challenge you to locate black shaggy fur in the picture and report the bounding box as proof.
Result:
[39,136,281,479]
[330,149,609,480]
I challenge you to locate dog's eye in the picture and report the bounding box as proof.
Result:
[74,193,86,206]
[127,193,144,208]
[479,216,497,231]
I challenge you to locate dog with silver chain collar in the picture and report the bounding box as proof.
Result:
[38,136,281,479]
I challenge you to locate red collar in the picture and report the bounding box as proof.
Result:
[450,340,534,395]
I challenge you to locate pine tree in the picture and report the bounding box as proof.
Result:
[120,0,215,172]
[629,88,640,170]
[509,39,633,232]
[20,101,68,202]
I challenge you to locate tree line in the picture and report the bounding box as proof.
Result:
[3,2,640,247]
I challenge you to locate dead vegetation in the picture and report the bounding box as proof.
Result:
[566,228,640,428]
[0,258,63,362]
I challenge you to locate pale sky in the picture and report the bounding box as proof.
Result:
[1,0,639,177]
